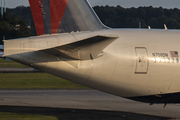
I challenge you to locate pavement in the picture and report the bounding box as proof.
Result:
[0,106,169,120]
[0,90,180,120]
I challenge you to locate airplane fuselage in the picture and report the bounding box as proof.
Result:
[4,29,180,103]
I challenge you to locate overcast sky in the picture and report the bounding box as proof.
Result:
[2,0,180,9]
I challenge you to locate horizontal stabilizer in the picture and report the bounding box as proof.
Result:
[41,35,118,60]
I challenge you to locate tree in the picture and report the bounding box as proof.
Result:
[94,6,180,29]
[0,12,31,44]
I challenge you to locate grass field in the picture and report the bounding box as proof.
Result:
[0,58,88,89]
[0,59,88,119]
[0,73,87,89]
[0,112,58,120]
[0,58,28,68]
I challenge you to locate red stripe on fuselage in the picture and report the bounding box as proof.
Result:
[29,0,44,35]
[50,0,68,34]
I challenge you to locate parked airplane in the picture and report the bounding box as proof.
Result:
[1,0,180,104]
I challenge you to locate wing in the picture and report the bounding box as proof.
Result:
[3,33,118,68]
[40,35,118,67]
[41,35,118,60]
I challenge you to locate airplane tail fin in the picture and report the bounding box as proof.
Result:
[29,0,108,35]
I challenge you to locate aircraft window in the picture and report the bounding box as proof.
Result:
[172,58,174,63]
[161,58,165,63]
[176,58,179,63]
[166,58,170,63]
[156,58,161,63]
[139,57,141,62]
[153,58,156,63]
[167,58,170,63]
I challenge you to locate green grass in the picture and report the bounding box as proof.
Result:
[0,112,58,120]
[0,58,14,63]
[0,73,87,89]
[0,58,28,68]
[0,64,28,68]
[0,58,88,89]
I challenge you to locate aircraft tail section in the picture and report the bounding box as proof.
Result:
[29,0,108,35]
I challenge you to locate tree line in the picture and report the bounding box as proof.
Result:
[0,12,31,44]
[94,5,180,29]
[1,5,180,44]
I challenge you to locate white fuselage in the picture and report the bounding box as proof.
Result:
[4,29,180,103]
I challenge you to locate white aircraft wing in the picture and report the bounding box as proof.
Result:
[41,35,118,60]
[40,35,118,67]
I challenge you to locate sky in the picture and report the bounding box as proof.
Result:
[2,0,180,9]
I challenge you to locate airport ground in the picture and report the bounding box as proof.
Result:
[0,58,178,120]
[0,106,169,120]
[0,90,173,120]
